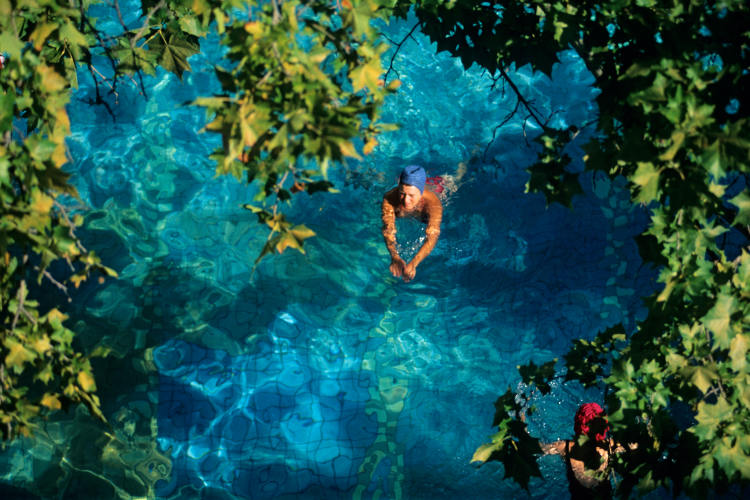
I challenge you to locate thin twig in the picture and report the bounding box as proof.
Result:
[52,199,89,259]
[497,65,545,130]
[86,65,116,121]
[79,13,121,97]
[10,280,26,332]
[483,99,521,162]
[110,0,166,98]
[271,0,282,25]
[42,270,69,295]
[111,0,127,31]
[89,64,118,97]
[383,22,420,84]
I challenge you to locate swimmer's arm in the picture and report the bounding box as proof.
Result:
[381,196,400,259]
[541,441,566,456]
[410,194,442,268]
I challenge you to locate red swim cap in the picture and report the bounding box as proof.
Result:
[574,403,609,442]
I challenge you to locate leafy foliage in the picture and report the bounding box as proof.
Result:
[470,389,543,491]
[407,0,750,496]
[0,0,398,439]
[4,0,748,497]
[193,0,398,265]
[0,0,118,439]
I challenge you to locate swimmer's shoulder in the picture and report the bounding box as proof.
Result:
[423,190,442,210]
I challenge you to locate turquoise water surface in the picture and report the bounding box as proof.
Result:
[1,7,656,500]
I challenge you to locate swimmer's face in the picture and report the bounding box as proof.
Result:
[399,184,422,210]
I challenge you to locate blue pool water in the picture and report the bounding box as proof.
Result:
[1,8,657,500]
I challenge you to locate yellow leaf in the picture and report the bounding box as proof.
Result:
[283,1,298,31]
[338,140,361,159]
[31,191,54,214]
[30,23,58,51]
[244,21,263,37]
[71,273,86,288]
[659,131,685,161]
[41,393,62,410]
[53,108,70,135]
[729,334,748,372]
[46,308,68,327]
[36,64,67,92]
[290,224,315,241]
[5,340,36,371]
[51,142,68,167]
[77,371,96,392]
[656,278,675,302]
[350,59,382,92]
[471,443,499,463]
[363,138,378,155]
[33,335,52,354]
[102,266,119,278]
[275,232,301,254]
[241,118,258,147]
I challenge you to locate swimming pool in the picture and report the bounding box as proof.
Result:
[0,9,656,500]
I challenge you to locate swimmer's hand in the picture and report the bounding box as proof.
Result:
[390,257,406,278]
[402,262,416,282]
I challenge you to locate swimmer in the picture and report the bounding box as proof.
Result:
[381,165,442,282]
[541,403,634,500]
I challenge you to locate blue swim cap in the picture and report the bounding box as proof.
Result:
[399,165,426,193]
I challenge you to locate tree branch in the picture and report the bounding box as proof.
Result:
[383,22,420,85]
[42,270,69,295]
[10,280,26,332]
[497,65,545,130]
[483,99,521,162]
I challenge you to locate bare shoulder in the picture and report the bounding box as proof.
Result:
[541,440,567,456]
[423,190,443,211]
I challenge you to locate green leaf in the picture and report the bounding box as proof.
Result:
[683,365,718,394]
[471,442,501,464]
[4,339,37,373]
[631,162,660,203]
[702,293,737,349]
[36,64,68,93]
[0,91,14,133]
[40,393,62,410]
[0,31,24,59]
[729,335,748,372]
[659,131,685,161]
[77,371,96,392]
[713,439,750,480]
[179,16,205,37]
[150,31,200,79]
[290,224,315,242]
[58,21,88,59]
[30,22,58,51]
[691,397,731,441]
[729,191,750,227]
[735,251,750,291]
[702,140,727,180]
